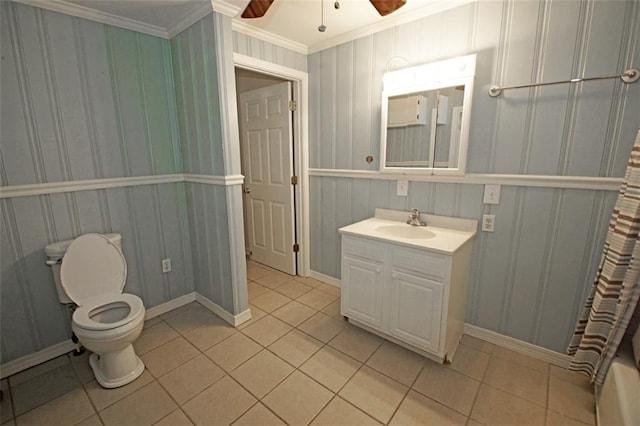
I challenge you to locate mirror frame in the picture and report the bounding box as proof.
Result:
[380,54,476,176]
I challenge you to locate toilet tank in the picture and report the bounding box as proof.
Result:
[45,233,122,304]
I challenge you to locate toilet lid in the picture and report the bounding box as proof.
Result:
[60,234,127,305]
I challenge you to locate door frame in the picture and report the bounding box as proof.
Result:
[233,53,310,277]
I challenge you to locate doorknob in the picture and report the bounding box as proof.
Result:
[243,187,251,194]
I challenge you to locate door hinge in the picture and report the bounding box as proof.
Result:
[293,243,300,252]
[288,100,297,111]
[291,175,298,185]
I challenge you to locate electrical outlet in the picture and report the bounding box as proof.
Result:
[161,258,171,273]
[483,184,501,204]
[482,214,495,232]
[397,180,408,196]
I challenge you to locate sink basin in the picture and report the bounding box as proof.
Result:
[375,224,435,240]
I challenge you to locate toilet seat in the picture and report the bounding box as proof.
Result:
[60,233,127,305]
[73,293,144,331]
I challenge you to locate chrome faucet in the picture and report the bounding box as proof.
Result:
[407,208,427,226]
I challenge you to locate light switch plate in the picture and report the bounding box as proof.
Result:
[483,184,501,204]
[397,180,408,196]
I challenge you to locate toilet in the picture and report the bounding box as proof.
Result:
[45,233,145,388]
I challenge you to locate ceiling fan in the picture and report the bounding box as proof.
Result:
[241,0,407,19]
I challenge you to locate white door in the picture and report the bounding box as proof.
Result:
[239,81,296,275]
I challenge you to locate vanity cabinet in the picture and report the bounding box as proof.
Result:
[340,211,476,363]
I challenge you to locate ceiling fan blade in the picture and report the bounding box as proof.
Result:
[369,0,407,16]
[241,0,275,19]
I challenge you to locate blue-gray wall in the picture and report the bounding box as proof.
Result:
[309,0,639,352]
[233,31,307,72]
[0,2,193,364]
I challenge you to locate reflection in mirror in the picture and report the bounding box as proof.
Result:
[380,55,476,175]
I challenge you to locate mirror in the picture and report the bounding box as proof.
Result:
[380,54,476,175]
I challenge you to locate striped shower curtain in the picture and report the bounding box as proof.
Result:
[567,129,640,385]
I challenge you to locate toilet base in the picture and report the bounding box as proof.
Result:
[89,345,145,389]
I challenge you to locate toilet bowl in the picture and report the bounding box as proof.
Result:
[56,233,146,388]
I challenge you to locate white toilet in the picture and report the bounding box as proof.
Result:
[45,233,145,388]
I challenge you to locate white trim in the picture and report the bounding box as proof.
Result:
[309,270,342,288]
[232,20,308,55]
[211,0,242,18]
[233,53,311,278]
[144,292,196,320]
[195,293,252,327]
[12,0,169,38]
[463,323,572,368]
[183,174,244,186]
[166,2,213,38]
[0,174,183,199]
[309,168,623,191]
[0,339,76,380]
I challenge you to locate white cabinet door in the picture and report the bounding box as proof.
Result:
[341,255,384,328]
[389,270,443,352]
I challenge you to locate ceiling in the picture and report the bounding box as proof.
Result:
[17,0,473,54]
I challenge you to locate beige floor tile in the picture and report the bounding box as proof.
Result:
[329,324,383,362]
[484,356,548,406]
[248,282,270,300]
[339,366,408,424]
[412,361,480,416]
[154,409,193,426]
[76,413,103,425]
[247,261,272,281]
[158,354,225,404]
[460,335,495,354]
[250,290,292,313]
[389,390,467,426]
[366,341,425,386]
[549,365,592,389]
[272,300,317,327]
[315,283,342,297]
[99,382,177,426]
[300,346,362,392]
[269,329,323,367]
[68,351,95,384]
[134,321,180,355]
[232,403,286,426]
[321,300,342,319]
[85,370,154,411]
[143,316,164,327]
[230,350,294,398]
[183,316,237,351]
[273,280,313,299]
[294,276,324,288]
[14,387,94,426]
[491,346,549,373]
[140,336,200,378]
[237,305,268,330]
[298,312,346,343]
[470,384,546,426]
[255,270,295,289]
[262,371,333,425]
[160,302,200,320]
[163,304,219,335]
[297,289,339,310]
[1,379,13,424]
[182,376,256,425]
[241,315,292,347]
[447,343,490,381]
[11,363,81,416]
[8,355,69,387]
[546,410,594,426]
[204,333,262,372]
[311,396,381,426]
[548,375,596,425]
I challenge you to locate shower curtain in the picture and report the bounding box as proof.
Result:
[567,129,640,385]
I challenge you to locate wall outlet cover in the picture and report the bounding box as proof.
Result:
[161,258,171,273]
[482,214,495,232]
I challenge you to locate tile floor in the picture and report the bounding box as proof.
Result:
[0,262,596,426]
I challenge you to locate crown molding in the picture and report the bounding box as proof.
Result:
[232,19,309,55]
[211,0,242,18]
[12,0,170,38]
[167,1,213,38]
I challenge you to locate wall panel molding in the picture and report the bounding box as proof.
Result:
[0,173,246,199]
[309,168,623,191]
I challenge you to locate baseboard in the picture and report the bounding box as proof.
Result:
[463,323,571,368]
[309,270,341,288]
[195,293,252,327]
[145,292,197,320]
[0,340,76,380]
